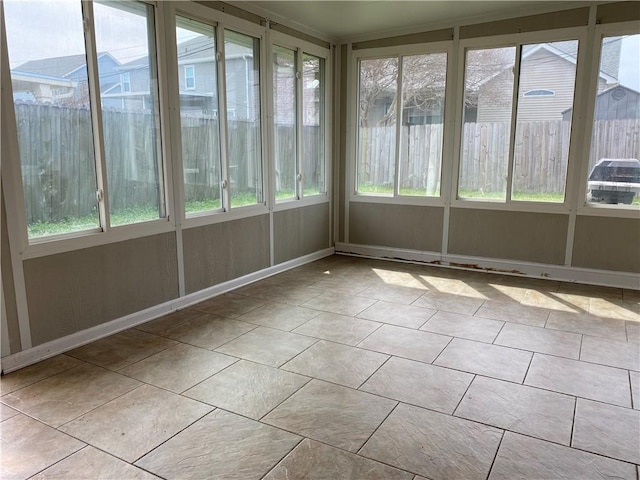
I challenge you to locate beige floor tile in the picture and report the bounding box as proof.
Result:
[263,438,413,480]
[60,384,212,462]
[192,293,266,317]
[494,322,582,359]
[631,371,640,410]
[464,281,527,303]
[135,308,203,335]
[455,376,575,445]
[292,312,381,346]
[520,290,589,313]
[421,311,504,343]
[31,446,159,480]
[281,340,388,388]
[66,329,177,371]
[525,354,631,407]
[1,414,84,480]
[309,276,371,295]
[580,335,640,371]
[413,291,484,315]
[361,356,473,414]
[184,360,310,419]
[136,409,301,480]
[434,338,532,383]
[263,380,396,452]
[163,313,256,349]
[356,283,426,304]
[573,398,640,464]
[0,403,19,422]
[216,326,317,367]
[302,291,377,316]
[237,302,320,331]
[628,320,640,343]
[475,300,549,327]
[417,275,470,295]
[357,301,435,329]
[1,364,140,427]
[0,355,83,395]
[489,432,635,480]
[360,403,502,480]
[589,298,640,321]
[546,311,627,341]
[358,324,451,363]
[119,343,237,393]
[237,283,325,305]
[558,283,623,300]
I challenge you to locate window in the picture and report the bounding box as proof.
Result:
[4,0,166,240]
[176,16,222,216]
[224,30,263,207]
[272,45,326,202]
[122,72,131,93]
[459,40,578,203]
[273,45,297,200]
[5,0,99,238]
[94,1,165,225]
[356,52,447,197]
[585,33,640,208]
[184,65,195,89]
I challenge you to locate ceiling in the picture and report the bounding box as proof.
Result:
[231,1,592,42]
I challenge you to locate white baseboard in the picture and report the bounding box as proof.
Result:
[1,248,334,374]
[335,242,640,290]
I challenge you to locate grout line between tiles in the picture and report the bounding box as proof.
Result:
[355,401,399,456]
[484,429,506,480]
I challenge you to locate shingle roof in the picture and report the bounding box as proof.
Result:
[17,53,89,78]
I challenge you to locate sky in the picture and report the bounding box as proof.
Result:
[3,0,639,91]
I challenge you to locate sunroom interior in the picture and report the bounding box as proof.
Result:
[0,0,639,478]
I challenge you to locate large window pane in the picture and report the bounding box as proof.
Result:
[225,30,263,207]
[459,47,515,200]
[512,40,578,203]
[586,34,640,207]
[94,1,165,226]
[273,45,297,201]
[176,16,222,215]
[399,53,446,196]
[5,0,100,239]
[357,57,398,195]
[302,53,325,196]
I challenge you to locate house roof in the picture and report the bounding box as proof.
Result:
[561,84,640,115]
[16,52,120,78]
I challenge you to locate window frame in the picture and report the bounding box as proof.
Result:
[122,71,132,92]
[269,30,332,212]
[348,41,453,207]
[450,27,587,214]
[184,64,195,90]
[1,0,175,259]
[576,21,640,218]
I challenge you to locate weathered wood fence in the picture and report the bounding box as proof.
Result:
[358,119,640,193]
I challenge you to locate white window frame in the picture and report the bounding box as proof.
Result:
[451,27,587,214]
[1,0,175,259]
[576,21,640,219]
[184,64,195,89]
[348,41,453,208]
[122,71,131,92]
[269,30,332,212]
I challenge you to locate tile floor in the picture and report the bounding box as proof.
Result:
[2,254,640,480]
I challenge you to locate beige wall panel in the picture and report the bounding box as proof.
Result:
[349,203,444,251]
[183,215,270,294]
[448,208,568,264]
[353,28,453,50]
[572,216,640,273]
[1,198,21,354]
[597,2,640,24]
[23,233,179,347]
[460,7,589,38]
[274,203,330,264]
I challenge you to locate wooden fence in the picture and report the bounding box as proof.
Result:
[358,119,640,193]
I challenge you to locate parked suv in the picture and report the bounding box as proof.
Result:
[587,158,640,204]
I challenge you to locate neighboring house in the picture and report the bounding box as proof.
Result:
[562,85,640,121]
[11,52,121,104]
[475,39,621,123]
